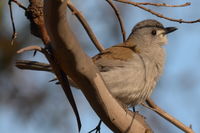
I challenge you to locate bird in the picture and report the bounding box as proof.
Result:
[91,19,177,107]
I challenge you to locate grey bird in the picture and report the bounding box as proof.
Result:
[91,19,177,107]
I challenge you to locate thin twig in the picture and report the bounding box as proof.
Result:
[145,98,194,133]
[106,0,126,42]
[49,78,58,83]
[17,45,42,54]
[130,1,191,7]
[12,0,27,10]
[16,60,52,72]
[8,0,17,45]
[114,0,200,23]
[67,1,105,52]
[8,0,27,45]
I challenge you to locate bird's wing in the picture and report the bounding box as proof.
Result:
[92,44,137,72]
[93,57,126,72]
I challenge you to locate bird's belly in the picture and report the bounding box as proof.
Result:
[100,60,158,106]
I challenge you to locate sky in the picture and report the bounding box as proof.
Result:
[1,0,200,133]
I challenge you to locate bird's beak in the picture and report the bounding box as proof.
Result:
[164,27,177,34]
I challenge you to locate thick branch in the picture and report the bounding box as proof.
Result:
[43,0,151,132]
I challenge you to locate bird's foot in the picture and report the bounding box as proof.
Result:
[88,120,102,133]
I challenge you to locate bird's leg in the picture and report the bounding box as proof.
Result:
[132,107,136,112]
[88,120,102,133]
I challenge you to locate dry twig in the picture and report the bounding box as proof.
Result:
[8,0,27,45]
[114,0,200,23]
[8,0,17,45]
[16,60,52,72]
[106,0,126,42]
[132,2,191,7]
[17,45,42,54]
[11,0,27,10]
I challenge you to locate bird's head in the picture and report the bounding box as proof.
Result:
[128,19,177,47]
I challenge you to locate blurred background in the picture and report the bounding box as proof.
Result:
[0,0,200,133]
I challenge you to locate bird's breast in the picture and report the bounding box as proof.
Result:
[99,49,165,106]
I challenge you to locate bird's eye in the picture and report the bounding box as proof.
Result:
[151,30,157,35]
